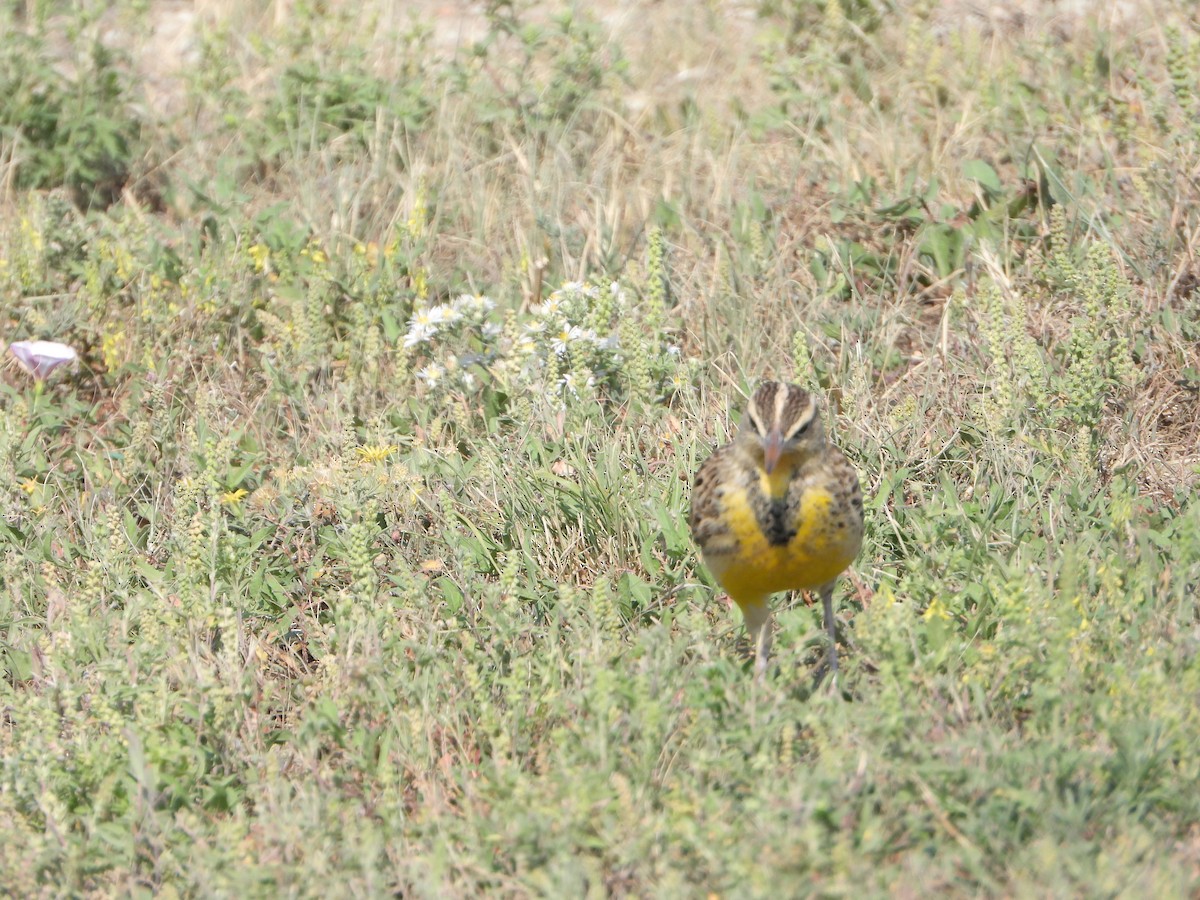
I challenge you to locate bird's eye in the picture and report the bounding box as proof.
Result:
[794,418,812,435]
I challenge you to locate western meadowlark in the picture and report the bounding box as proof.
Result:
[689,381,863,679]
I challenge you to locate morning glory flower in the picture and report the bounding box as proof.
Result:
[9,340,78,380]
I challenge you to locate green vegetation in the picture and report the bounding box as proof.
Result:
[2,0,1199,894]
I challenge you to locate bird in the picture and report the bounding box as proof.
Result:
[689,381,863,680]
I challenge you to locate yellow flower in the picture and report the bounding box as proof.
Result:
[922,597,952,621]
[303,241,328,265]
[20,216,44,253]
[408,186,427,237]
[355,444,398,464]
[221,489,249,506]
[248,243,271,273]
[19,478,38,494]
[101,329,126,371]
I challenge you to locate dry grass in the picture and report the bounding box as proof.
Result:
[1,0,1200,895]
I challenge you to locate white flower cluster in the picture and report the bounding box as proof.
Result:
[402,279,666,407]
[403,293,496,349]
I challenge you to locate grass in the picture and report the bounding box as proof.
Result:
[2,0,1200,895]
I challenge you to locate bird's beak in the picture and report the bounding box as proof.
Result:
[763,429,784,474]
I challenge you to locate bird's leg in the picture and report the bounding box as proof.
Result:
[820,582,839,679]
[739,599,773,679]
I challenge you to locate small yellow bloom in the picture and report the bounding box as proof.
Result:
[248,243,271,273]
[922,597,952,621]
[20,216,45,253]
[408,187,427,237]
[355,444,398,464]
[101,329,127,371]
[221,488,249,506]
[19,478,38,494]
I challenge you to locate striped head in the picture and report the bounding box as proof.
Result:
[738,381,823,474]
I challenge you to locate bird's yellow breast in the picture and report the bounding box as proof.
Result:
[706,482,859,604]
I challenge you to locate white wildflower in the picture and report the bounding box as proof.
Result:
[426,304,460,326]
[530,294,564,318]
[416,363,445,387]
[404,308,441,348]
[452,294,496,317]
[596,332,621,353]
[559,371,594,398]
[550,325,594,356]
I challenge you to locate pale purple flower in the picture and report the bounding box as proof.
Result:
[9,341,78,380]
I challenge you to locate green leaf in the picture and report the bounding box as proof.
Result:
[962,159,1002,193]
[381,308,402,343]
[3,648,32,681]
[618,572,652,612]
[438,576,464,614]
